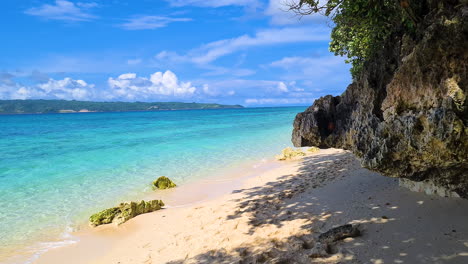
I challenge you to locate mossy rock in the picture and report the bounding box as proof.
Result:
[89,199,164,227]
[89,207,120,226]
[275,147,306,161]
[153,176,177,189]
[308,146,320,153]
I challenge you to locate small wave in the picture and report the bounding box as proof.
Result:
[21,226,79,264]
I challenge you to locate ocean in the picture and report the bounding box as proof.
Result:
[0,106,304,263]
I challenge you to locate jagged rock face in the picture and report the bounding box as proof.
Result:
[292,3,468,197]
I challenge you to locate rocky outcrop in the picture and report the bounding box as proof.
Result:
[153,176,177,189]
[293,2,468,197]
[89,200,164,226]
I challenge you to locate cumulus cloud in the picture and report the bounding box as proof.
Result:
[0,75,95,100]
[37,78,94,100]
[0,70,210,102]
[25,0,98,22]
[106,71,197,100]
[0,71,320,106]
[120,16,192,30]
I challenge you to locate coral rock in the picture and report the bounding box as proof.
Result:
[308,146,320,153]
[275,147,306,161]
[153,176,177,189]
[89,200,164,226]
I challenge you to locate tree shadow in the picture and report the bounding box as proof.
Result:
[167,150,468,264]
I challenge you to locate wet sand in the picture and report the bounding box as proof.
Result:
[35,148,468,264]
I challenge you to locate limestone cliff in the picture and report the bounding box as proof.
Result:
[292,2,468,197]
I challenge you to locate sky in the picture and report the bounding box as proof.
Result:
[0,0,351,106]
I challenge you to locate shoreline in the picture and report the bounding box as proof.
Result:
[0,153,284,264]
[30,148,468,263]
[32,149,314,264]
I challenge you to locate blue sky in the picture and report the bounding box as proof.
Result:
[0,0,351,106]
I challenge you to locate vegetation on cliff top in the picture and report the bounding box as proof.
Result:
[0,99,243,114]
[290,0,428,76]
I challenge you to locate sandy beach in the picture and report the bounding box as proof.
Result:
[35,148,468,264]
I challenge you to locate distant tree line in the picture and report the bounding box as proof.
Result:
[0,99,243,114]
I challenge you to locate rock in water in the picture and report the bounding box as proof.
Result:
[292,3,468,197]
[153,176,177,189]
[89,200,164,226]
[275,147,306,161]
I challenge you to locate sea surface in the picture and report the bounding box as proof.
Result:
[0,106,304,263]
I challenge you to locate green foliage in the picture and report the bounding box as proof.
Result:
[291,0,415,77]
[0,99,243,114]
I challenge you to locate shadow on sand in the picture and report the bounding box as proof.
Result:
[168,151,468,264]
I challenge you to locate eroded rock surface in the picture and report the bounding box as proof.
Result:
[275,147,306,161]
[89,200,164,226]
[292,2,468,197]
[153,176,177,189]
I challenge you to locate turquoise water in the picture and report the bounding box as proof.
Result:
[0,106,304,261]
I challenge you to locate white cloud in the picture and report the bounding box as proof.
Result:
[25,0,98,22]
[38,78,93,100]
[269,55,350,80]
[202,84,219,96]
[117,73,137,79]
[0,71,206,102]
[277,81,289,92]
[0,76,95,100]
[201,79,295,98]
[155,51,187,63]
[201,84,237,97]
[166,0,260,7]
[155,27,330,66]
[244,97,315,105]
[127,59,142,65]
[106,70,197,100]
[266,0,328,25]
[120,16,192,30]
[192,27,329,64]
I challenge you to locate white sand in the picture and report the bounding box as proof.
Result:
[35,148,468,264]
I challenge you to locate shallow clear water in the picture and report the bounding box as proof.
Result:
[0,106,304,261]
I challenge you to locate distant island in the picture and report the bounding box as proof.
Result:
[0,100,243,114]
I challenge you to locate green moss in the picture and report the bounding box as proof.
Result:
[308,146,320,153]
[89,207,120,227]
[89,199,165,227]
[275,147,306,161]
[153,176,177,189]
